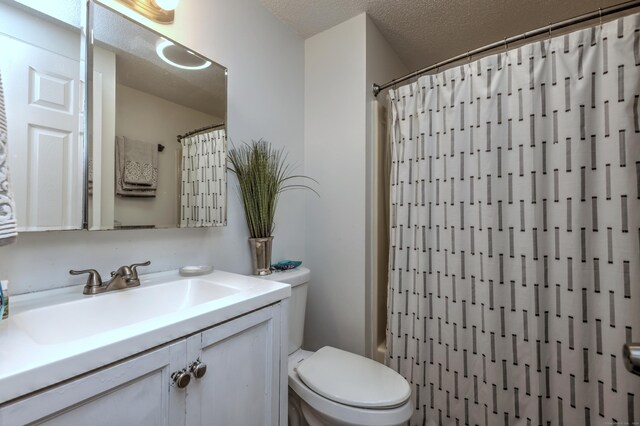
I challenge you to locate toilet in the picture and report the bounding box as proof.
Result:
[261,267,413,426]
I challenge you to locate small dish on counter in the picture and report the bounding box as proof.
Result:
[179,265,214,276]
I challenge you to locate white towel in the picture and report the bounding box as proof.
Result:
[0,71,17,245]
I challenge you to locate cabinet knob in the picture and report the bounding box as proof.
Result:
[171,369,191,388]
[189,360,207,379]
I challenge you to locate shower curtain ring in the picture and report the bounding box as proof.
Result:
[548,22,552,39]
[503,37,508,51]
[599,8,603,26]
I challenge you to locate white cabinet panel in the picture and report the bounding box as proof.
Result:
[186,306,281,426]
[0,342,184,426]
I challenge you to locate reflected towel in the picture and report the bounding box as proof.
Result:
[123,136,157,186]
[120,137,158,191]
[0,71,17,245]
[115,137,156,197]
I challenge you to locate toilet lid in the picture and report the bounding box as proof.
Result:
[295,346,411,409]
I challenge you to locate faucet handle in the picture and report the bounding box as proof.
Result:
[129,261,151,280]
[70,269,103,292]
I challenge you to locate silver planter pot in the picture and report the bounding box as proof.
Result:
[249,236,273,276]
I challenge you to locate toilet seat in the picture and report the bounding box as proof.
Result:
[288,349,413,426]
[295,346,411,409]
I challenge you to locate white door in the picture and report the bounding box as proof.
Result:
[0,34,83,231]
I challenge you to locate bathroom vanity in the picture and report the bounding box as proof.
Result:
[0,270,290,425]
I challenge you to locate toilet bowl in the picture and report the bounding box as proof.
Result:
[260,267,413,426]
[288,348,413,426]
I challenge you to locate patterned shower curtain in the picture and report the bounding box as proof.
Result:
[386,13,640,426]
[180,129,226,227]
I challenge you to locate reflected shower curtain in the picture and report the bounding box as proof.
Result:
[386,13,640,425]
[180,129,227,227]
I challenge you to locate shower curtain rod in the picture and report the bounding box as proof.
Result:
[372,0,640,96]
[177,122,225,142]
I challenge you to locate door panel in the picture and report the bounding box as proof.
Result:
[0,33,82,231]
[187,306,281,426]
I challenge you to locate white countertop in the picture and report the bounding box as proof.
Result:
[0,269,290,404]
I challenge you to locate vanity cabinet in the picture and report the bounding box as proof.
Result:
[0,304,285,426]
[0,342,182,425]
[185,305,281,425]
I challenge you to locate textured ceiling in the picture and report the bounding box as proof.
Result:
[260,0,624,70]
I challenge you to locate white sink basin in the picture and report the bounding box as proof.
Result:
[13,278,241,345]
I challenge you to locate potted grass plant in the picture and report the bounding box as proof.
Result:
[228,139,316,275]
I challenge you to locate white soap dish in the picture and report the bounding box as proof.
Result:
[179,265,214,277]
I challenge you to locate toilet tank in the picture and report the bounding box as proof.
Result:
[260,267,310,355]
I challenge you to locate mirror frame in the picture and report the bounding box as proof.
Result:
[84,0,228,230]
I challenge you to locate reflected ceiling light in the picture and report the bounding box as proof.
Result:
[115,0,176,24]
[156,40,212,70]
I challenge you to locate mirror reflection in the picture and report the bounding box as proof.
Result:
[0,1,83,231]
[89,1,227,230]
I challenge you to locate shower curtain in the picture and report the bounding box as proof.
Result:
[386,13,640,425]
[180,129,226,227]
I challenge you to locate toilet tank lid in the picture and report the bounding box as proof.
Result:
[259,266,310,287]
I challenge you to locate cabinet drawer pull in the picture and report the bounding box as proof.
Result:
[189,360,207,379]
[171,369,191,388]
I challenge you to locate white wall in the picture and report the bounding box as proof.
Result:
[0,0,306,294]
[304,14,407,356]
[304,14,368,356]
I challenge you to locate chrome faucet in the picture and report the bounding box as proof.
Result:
[70,261,151,295]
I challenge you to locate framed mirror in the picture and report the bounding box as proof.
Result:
[0,0,83,231]
[88,0,227,230]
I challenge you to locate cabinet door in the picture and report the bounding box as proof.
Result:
[186,304,282,426]
[0,341,186,426]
